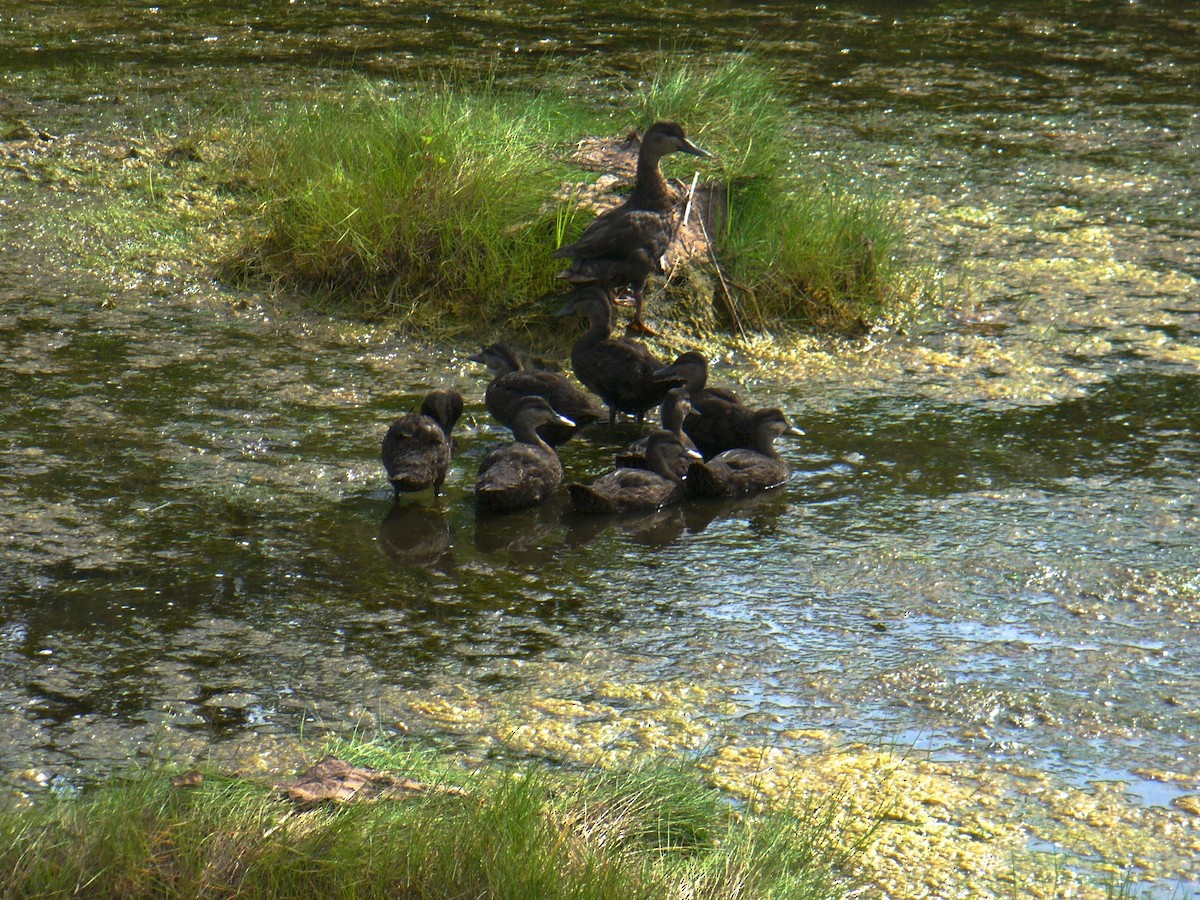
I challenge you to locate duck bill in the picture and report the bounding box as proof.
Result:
[555,301,578,317]
[785,425,806,436]
[651,364,686,383]
[554,413,576,429]
[683,447,703,460]
[681,139,713,159]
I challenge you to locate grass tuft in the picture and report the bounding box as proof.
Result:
[0,742,866,900]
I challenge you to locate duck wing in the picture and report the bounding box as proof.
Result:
[554,206,673,262]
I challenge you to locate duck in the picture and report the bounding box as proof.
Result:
[686,408,802,498]
[568,430,701,515]
[653,350,753,459]
[614,385,699,477]
[553,121,711,335]
[381,388,464,498]
[556,286,673,424]
[475,396,575,512]
[469,341,604,446]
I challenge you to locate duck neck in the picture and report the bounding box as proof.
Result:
[513,416,554,451]
[630,149,672,208]
[752,426,782,457]
[577,301,615,346]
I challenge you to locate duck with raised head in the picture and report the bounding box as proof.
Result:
[568,429,701,515]
[653,350,753,459]
[614,385,698,477]
[686,408,802,498]
[557,286,673,424]
[469,341,604,446]
[475,396,575,512]
[553,121,711,335]
[381,389,464,498]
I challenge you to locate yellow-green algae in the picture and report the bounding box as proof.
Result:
[350,656,1200,898]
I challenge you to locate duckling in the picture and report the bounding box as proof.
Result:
[614,385,699,477]
[568,430,701,514]
[469,341,604,446]
[553,121,711,334]
[557,286,673,424]
[475,396,575,512]
[653,350,752,459]
[686,408,802,498]
[381,389,464,498]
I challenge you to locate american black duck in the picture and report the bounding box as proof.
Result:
[614,385,698,477]
[557,286,673,424]
[568,429,701,514]
[381,388,464,498]
[653,350,752,459]
[553,121,711,334]
[469,341,604,445]
[475,396,575,512]
[686,408,801,498]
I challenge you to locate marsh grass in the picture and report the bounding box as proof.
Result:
[245,56,920,337]
[248,78,598,336]
[0,741,863,899]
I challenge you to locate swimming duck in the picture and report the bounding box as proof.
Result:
[557,286,673,424]
[653,350,752,459]
[614,385,699,477]
[568,429,701,514]
[469,341,604,446]
[553,121,711,335]
[686,408,801,498]
[381,388,464,498]
[475,396,575,512]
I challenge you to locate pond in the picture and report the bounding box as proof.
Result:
[1,1,1198,894]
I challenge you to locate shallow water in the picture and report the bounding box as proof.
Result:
[2,0,1199,891]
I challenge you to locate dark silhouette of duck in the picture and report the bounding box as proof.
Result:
[687,408,801,498]
[553,121,711,335]
[475,396,575,512]
[568,430,701,514]
[381,389,464,498]
[614,385,698,477]
[469,341,604,446]
[557,286,673,424]
[653,350,754,459]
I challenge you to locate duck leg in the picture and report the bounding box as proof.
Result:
[624,282,658,336]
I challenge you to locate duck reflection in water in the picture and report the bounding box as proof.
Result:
[378,502,454,570]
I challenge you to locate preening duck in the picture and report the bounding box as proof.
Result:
[381,389,464,498]
[553,121,711,335]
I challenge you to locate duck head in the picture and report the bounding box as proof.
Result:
[420,389,465,435]
[641,122,712,161]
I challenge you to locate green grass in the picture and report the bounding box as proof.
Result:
[246,77,597,335]
[243,56,921,337]
[0,741,865,899]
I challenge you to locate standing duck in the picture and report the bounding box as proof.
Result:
[553,121,711,335]
[568,430,701,514]
[557,286,673,424]
[687,408,802,498]
[469,341,604,446]
[475,396,575,512]
[381,389,464,498]
[654,350,752,459]
[614,385,699,477]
